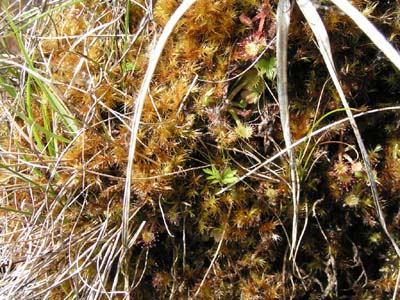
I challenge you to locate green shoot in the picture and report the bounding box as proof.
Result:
[255,56,277,80]
[203,165,239,186]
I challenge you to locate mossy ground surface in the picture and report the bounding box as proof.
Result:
[0,0,400,299]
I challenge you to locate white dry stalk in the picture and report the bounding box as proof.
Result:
[121,0,197,296]
[296,0,400,263]
[312,199,338,297]
[218,105,400,194]
[331,0,400,70]
[277,0,300,263]
[280,0,400,296]
[191,204,232,299]
[159,196,174,238]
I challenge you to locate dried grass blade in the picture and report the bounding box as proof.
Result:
[277,0,299,262]
[331,0,400,70]
[297,0,400,260]
[121,0,197,296]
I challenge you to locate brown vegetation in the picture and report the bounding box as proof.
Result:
[1,0,400,299]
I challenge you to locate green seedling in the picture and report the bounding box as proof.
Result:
[228,56,276,106]
[203,165,239,186]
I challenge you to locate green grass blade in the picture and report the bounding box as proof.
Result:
[4,8,79,136]
[40,94,56,156]
[18,0,85,32]
[0,206,45,220]
[0,163,45,190]
[10,108,71,144]
[0,76,17,98]
[25,74,46,152]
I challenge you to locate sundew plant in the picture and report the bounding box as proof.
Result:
[1,0,400,299]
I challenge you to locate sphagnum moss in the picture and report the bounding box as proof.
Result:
[1,0,400,299]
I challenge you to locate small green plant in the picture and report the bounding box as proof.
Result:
[255,55,277,81]
[228,56,276,105]
[203,165,239,186]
